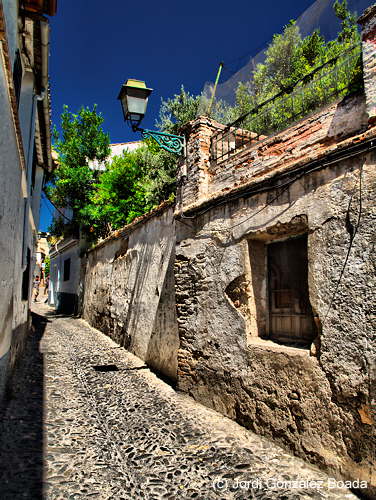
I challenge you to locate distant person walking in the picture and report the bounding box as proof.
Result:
[44,274,50,303]
[33,275,40,302]
[44,274,49,294]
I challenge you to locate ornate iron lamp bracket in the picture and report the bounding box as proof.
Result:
[136,128,185,155]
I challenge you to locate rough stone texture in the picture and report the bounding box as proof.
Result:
[0,303,360,499]
[174,153,376,495]
[83,206,179,381]
[359,4,376,123]
[177,117,223,208]
[172,34,376,489]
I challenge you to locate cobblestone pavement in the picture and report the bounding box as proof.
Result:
[0,304,359,500]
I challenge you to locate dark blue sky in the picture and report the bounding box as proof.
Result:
[39,0,371,231]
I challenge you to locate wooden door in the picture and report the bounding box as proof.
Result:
[267,235,316,347]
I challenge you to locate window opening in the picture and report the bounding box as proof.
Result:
[21,248,31,301]
[63,258,71,281]
[267,235,316,347]
[13,50,22,108]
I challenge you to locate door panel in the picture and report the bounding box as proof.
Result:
[268,235,316,347]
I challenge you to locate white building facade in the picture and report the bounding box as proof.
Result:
[0,0,57,399]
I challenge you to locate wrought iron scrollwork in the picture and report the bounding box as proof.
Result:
[141,129,185,154]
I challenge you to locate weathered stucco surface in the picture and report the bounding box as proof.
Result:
[175,147,376,492]
[173,27,376,489]
[83,207,179,381]
[0,41,29,398]
[79,12,376,494]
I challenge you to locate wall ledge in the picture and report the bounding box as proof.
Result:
[175,127,376,218]
[88,200,175,254]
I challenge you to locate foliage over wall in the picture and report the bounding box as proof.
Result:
[81,141,177,237]
[47,101,182,240]
[207,0,362,130]
[47,0,361,243]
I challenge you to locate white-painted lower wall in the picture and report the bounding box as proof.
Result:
[50,239,81,315]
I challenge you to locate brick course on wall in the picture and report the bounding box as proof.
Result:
[177,93,369,215]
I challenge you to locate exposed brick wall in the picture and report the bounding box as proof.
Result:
[178,94,368,212]
[177,117,222,208]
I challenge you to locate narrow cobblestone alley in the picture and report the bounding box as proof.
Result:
[0,304,359,500]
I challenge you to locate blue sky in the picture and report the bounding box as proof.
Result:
[39,0,372,231]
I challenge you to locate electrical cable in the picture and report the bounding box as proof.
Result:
[41,192,72,222]
[177,139,374,227]
[321,163,363,325]
[41,193,55,217]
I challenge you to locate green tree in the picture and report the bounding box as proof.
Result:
[46,105,110,236]
[334,0,359,43]
[82,150,150,234]
[44,256,50,275]
[83,140,177,237]
[156,86,200,134]
[227,0,361,133]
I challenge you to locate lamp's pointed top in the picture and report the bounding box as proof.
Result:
[126,79,148,89]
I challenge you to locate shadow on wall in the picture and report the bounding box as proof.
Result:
[0,311,46,500]
[55,292,78,316]
[83,207,179,382]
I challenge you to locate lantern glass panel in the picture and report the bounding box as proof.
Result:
[126,95,149,116]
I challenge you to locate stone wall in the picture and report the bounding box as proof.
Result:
[83,206,179,381]
[173,14,376,490]
[78,10,376,492]
[174,153,376,491]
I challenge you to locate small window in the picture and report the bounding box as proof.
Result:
[13,50,22,108]
[31,146,37,192]
[21,248,31,301]
[63,258,71,281]
[267,235,316,347]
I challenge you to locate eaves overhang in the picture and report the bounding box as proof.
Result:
[19,10,54,172]
[50,237,79,258]
[21,0,57,16]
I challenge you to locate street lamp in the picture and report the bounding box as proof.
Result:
[118,79,185,155]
